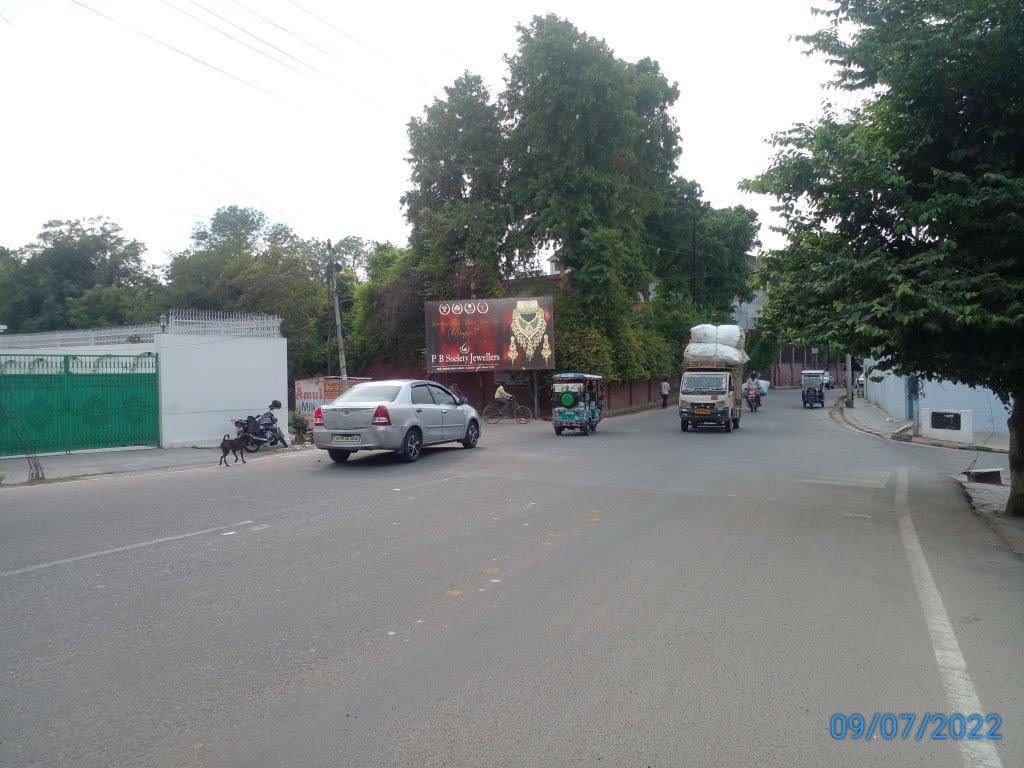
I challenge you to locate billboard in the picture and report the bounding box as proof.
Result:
[425,297,555,373]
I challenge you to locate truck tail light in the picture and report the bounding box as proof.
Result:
[372,404,392,426]
[313,406,323,427]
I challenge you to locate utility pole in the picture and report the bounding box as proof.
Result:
[326,239,349,391]
[845,353,854,408]
[691,203,699,304]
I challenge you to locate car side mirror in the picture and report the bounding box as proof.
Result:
[458,396,468,405]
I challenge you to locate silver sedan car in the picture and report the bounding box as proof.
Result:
[312,380,481,463]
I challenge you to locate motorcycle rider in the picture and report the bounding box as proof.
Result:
[745,373,760,412]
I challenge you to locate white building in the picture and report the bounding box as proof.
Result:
[0,310,288,453]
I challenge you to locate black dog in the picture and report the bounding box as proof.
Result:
[219,434,247,466]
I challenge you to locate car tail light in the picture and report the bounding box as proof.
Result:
[372,404,392,426]
[313,406,323,427]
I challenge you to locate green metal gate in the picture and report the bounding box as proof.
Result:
[0,353,160,456]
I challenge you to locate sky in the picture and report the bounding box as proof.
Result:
[0,1,859,267]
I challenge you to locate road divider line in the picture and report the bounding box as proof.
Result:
[896,467,1002,768]
[0,520,255,578]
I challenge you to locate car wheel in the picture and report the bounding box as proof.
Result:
[724,418,733,433]
[400,428,422,462]
[461,420,479,449]
[327,449,350,463]
[732,417,740,429]
[680,419,689,432]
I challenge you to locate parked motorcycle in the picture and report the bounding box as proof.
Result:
[232,400,288,452]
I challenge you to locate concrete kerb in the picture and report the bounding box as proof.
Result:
[954,476,1024,558]
[836,401,1009,454]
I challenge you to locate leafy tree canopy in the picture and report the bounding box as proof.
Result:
[744,0,1024,513]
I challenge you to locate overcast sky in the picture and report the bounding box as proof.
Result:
[0,1,857,266]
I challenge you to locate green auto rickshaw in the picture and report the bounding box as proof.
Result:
[551,373,604,436]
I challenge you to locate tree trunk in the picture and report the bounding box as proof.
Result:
[1007,394,1023,517]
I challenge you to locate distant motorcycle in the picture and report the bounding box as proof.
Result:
[233,400,288,452]
[744,382,760,412]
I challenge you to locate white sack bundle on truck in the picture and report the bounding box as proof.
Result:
[684,341,748,367]
[689,323,744,349]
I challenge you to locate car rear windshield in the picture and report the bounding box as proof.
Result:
[681,373,727,394]
[335,384,402,403]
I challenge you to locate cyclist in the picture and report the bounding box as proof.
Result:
[494,383,515,418]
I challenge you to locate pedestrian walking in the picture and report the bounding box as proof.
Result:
[660,378,670,408]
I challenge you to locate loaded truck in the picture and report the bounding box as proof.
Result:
[678,325,746,433]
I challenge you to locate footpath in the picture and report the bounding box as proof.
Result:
[0,443,311,488]
[833,395,1020,556]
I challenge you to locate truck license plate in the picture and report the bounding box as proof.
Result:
[332,434,360,444]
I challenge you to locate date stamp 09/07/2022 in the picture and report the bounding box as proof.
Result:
[829,713,1002,742]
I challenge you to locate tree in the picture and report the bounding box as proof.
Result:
[403,74,523,300]
[502,15,683,378]
[0,218,160,332]
[745,0,1024,515]
[165,206,343,382]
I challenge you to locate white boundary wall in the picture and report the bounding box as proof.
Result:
[864,359,1010,435]
[1,316,288,448]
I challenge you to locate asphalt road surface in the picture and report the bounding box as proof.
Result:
[1,393,1021,768]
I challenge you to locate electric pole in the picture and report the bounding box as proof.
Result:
[691,203,699,304]
[326,239,349,391]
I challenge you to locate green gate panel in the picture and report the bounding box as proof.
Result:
[0,353,160,456]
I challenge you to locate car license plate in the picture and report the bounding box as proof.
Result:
[562,411,578,420]
[694,407,711,415]
[331,434,359,444]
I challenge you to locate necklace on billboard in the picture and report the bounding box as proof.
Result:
[508,300,547,363]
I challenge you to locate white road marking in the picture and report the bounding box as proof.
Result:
[796,472,892,489]
[0,520,255,578]
[249,524,270,532]
[896,467,1002,768]
[392,475,467,492]
[221,531,237,536]
[842,513,871,519]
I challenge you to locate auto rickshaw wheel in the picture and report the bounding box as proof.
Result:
[680,419,689,431]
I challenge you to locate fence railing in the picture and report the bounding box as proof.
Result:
[0,309,282,350]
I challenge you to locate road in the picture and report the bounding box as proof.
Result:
[1,393,1020,768]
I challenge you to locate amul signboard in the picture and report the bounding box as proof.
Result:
[425,297,555,373]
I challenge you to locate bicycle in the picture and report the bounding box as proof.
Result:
[482,397,532,425]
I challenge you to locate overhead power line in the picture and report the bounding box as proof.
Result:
[0,12,14,26]
[68,0,278,98]
[158,0,309,78]
[229,0,340,62]
[286,0,432,87]
[187,0,325,76]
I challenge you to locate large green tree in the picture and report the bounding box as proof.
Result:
[504,16,681,373]
[0,218,161,331]
[746,0,1024,514]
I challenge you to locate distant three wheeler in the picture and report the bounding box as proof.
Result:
[801,370,826,408]
[551,373,603,435]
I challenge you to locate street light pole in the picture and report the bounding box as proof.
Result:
[326,239,349,391]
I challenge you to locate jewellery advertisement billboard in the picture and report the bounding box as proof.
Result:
[424,297,555,373]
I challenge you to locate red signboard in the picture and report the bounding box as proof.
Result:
[425,297,555,373]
